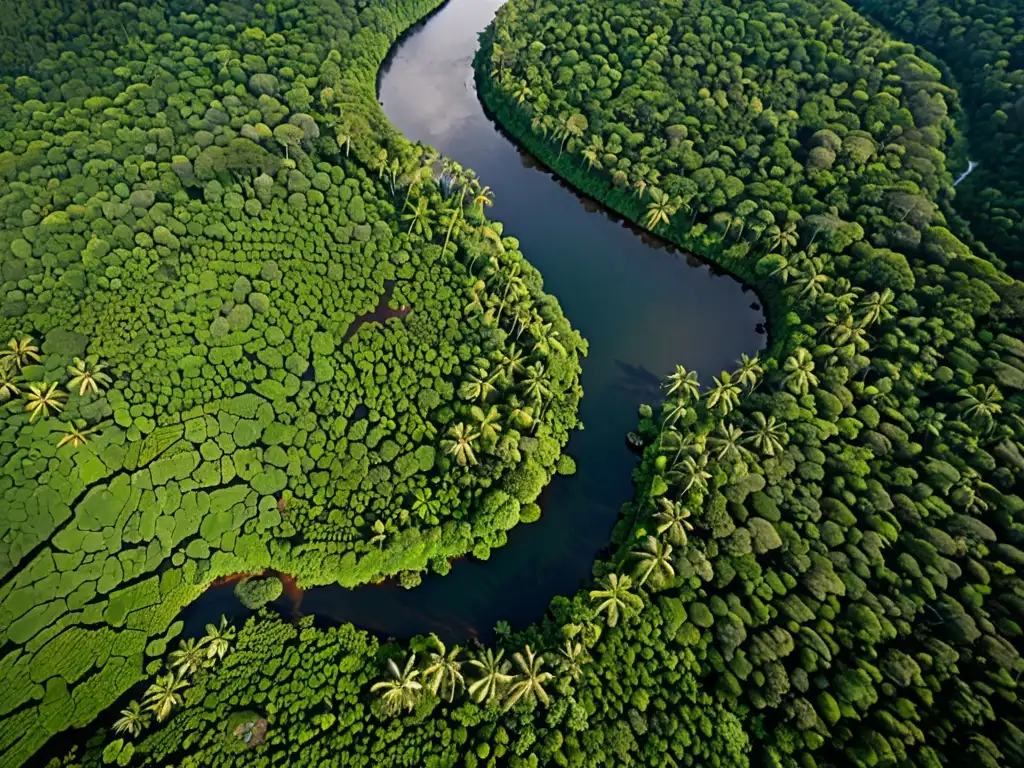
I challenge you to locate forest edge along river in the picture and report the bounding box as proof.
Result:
[179,0,764,645]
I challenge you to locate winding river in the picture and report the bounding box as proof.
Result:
[183,0,763,644]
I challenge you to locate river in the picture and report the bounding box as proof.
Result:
[182,0,763,644]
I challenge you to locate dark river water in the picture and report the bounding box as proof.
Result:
[184,0,763,644]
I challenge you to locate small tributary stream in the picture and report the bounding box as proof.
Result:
[182,0,764,644]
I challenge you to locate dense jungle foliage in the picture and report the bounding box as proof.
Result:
[851,0,1023,275]
[4,0,1023,767]
[472,0,1024,765]
[0,0,585,764]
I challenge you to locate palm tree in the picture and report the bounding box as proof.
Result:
[0,365,21,401]
[506,396,535,430]
[589,572,642,628]
[782,348,818,396]
[67,357,112,397]
[958,384,1003,431]
[530,322,566,357]
[24,382,66,421]
[765,222,798,253]
[374,148,389,179]
[336,123,353,157]
[143,672,190,722]
[823,313,866,347]
[630,536,675,587]
[57,421,98,448]
[734,353,762,392]
[710,422,750,462]
[661,398,689,429]
[371,654,423,716]
[459,363,498,403]
[473,184,494,210]
[496,343,526,382]
[503,646,553,711]
[742,412,786,456]
[471,404,503,443]
[401,196,435,239]
[557,113,587,156]
[439,200,466,256]
[521,362,551,408]
[705,371,742,416]
[468,648,512,704]
[113,700,149,738]
[170,637,210,676]
[663,365,700,402]
[442,423,480,467]
[793,262,830,298]
[631,163,653,199]
[558,640,586,682]
[667,455,711,496]
[423,637,464,703]
[204,616,235,661]
[653,498,694,546]
[855,288,896,328]
[0,337,41,371]
[827,277,863,314]
[643,188,680,230]
[581,135,604,170]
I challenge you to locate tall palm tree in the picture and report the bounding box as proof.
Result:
[765,222,798,254]
[742,412,786,456]
[558,640,586,681]
[734,353,762,392]
[473,184,494,210]
[631,163,653,199]
[506,396,535,430]
[113,700,149,738]
[496,343,526,382]
[667,455,711,496]
[169,637,211,676]
[530,322,566,357]
[793,261,830,298]
[468,648,512,704]
[630,536,675,587]
[782,348,818,396]
[823,313,866,347]
[204,616,236,661]
[143,672,190,722]
[589,572,643,627]
[459,362,499,403]
[827,277,863,314]
[401,196,435,239]
[958,384,1002,431]
[471,404,503,443]
[504,646,553,711]
[581,135,604,170]
[557,113,587,156]
[0,365,21,401]
[855,288,896,328]
[709,422,751,464]
[653,498,694,546]
[439,200,467,256]
[521,362,551,408]
[371,654,423,716]
[24,382,66,421]
[0,337,41,371]
[663,365,700,402]
[336,123,353,157]
[423,637,464,703]
[705,371,742,416]
[56,421,99,448]
[661,398,689,429]
[67,357,112,397]
[643,188,681,230]
[442,423,480,467]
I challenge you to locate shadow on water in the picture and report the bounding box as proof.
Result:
[188,0,765,646]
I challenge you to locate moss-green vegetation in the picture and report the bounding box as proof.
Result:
[850,0,1023,273]
[0,0,583,764]
[7,0,1024,766]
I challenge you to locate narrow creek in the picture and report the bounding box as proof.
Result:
[181,0,764,644]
